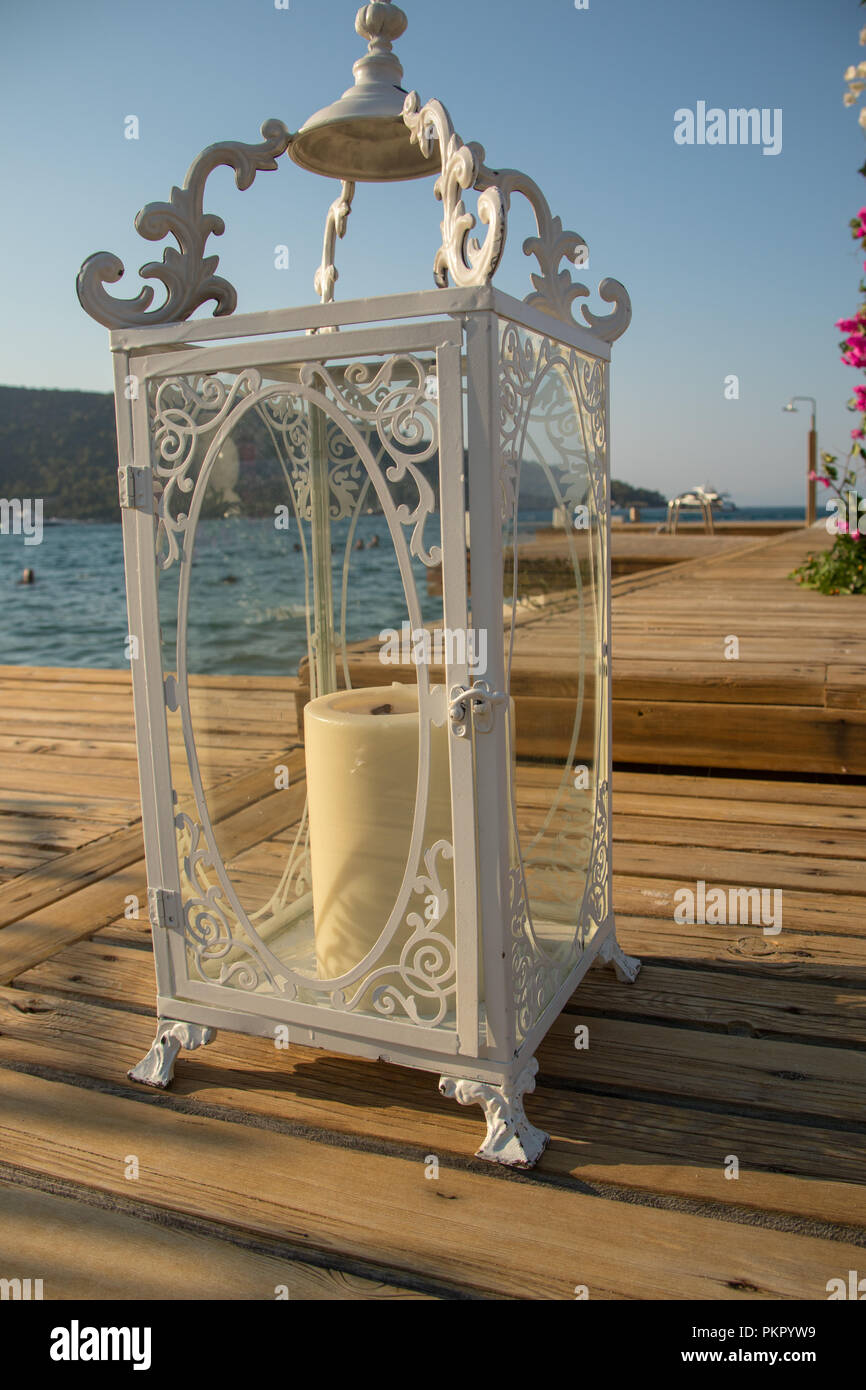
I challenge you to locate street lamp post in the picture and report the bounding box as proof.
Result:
[783,396,817,526]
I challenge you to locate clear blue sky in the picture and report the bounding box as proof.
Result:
[1,0,862,504]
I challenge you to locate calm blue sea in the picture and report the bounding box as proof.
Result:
[0,507,804,676]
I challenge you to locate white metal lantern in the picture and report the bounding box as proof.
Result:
[77,1,639,1168]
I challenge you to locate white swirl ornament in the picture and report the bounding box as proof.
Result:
[77,120,292,329]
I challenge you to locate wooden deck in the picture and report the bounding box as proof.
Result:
[315,523,866,774]
[0,526,864,1300]
[608,523,866,773]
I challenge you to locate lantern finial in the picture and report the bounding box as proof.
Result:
[355,2,408,51]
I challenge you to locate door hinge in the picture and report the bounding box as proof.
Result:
[117,466,151,511]
[148,887,182,931]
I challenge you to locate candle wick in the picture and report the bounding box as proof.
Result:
[370,703,393,715]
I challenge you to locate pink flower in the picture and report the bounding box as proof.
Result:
[852,429,865,439]
[820,477,832,488]
[853,385,866,409]
[808,470,819,480]
[837,317,863,332]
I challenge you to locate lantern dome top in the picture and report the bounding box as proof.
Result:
[289,2,435,182]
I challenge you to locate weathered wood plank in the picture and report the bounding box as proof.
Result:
[569,961,866,1047]
[612,790,866,832]
[611,769,866,808]
[2,982,865,1229]
[0,759,302,937]
[30,938,862,1052]
[1,1067,858,1300]
[613,909,866,977]
[612,840,866,893]
[612,699,866,774]
[0,759,307,980]
[0,1178,434,1300]
[543,1011,866,1123]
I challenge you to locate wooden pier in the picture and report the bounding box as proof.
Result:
[0,524,864,1299]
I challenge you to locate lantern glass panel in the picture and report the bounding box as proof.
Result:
[149,344,465,1032]
[497,321,608,1040]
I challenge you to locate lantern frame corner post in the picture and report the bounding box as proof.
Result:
[437,333,482,1057]
[438,1059,548,1169]
[128,1019,216,1089]
[463,310,517,1064]
[596,364,641,989]
[114,349,185,1016]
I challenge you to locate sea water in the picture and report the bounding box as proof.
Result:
[0,508,804,676]
[0,515,443,676]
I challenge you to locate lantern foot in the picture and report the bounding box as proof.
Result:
[439,1058,549,1169]
[128,1019,216,1089]
[595,931,641,984]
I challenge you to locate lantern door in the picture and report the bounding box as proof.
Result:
[123,317,480,1059]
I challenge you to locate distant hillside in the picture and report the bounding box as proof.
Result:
[0,386,119,520]
[610,479,666,508]
[0,384,667,519]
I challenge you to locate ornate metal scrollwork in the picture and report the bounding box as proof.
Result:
[499,323,608,521]
[362,839,457,1027]
[150,369,264,568]
[177,810,280,995]
[475,162,589,321]
[585,777,611,933]
[76,89,629,343]
[508,866,549,1041]
[77,120,292,329]
[299,354,442,566]
[403,93,507,288]
[403,91,631,342]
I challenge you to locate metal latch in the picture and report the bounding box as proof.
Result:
[449,681,507,737]
[147,887,182,931]
[117,466,150,510]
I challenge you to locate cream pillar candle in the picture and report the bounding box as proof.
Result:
[304,683,455,992]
